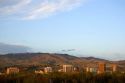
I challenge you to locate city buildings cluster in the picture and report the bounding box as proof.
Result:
[0,62,118,75]
[34,62,117,74]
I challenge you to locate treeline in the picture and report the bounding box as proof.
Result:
[0,72,125,83]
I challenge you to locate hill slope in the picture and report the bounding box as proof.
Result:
[0,53,124,70]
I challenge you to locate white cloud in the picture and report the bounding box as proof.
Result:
[0,0,31,15]
[0,0,85,20]
[24,0,83,20]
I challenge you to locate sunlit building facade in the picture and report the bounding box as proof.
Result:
[6,67,19,74]
[44,67,52,73]
[63,65,73,72]
[98,62,106,74]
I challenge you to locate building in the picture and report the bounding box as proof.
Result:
[86,67,90,72]
[44,67,52,73]
[86,67,97,73]
[98,62,106,74]
[35,67,53,74]
[58,69,63,72]
[35,70,44,74]
[63,65,73,72]
[105,64,117,73]
[0,73,2,75]
[105,64,112,73]
[73,67,79,72]
[111,64,117,72]
[6,67,19,74]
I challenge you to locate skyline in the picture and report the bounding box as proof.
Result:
[0,0,125,60]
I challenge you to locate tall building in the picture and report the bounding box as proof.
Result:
[86,67,90,72]
[98,62,106,74]
[112,64,117,72]
[6,67,19,74]
[44,67,52,73]
[63,65,73,72]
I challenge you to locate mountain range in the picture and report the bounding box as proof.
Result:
[0,53,125,70]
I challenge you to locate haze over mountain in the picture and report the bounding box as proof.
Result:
[0,43,31,54]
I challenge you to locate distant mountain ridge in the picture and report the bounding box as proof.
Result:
[0,53,125,70]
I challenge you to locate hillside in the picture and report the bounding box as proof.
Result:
[0,53,124,70]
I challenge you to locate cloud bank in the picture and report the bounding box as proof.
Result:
[0,43,31,54]
[0,0,84,20]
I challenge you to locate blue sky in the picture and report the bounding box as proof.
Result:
[0,0,125,60]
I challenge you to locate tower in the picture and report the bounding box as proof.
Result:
[112,64,117,72]
[98,62,106,74]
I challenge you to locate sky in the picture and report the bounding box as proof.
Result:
[0,0,125,60]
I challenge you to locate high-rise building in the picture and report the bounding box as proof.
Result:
[112,64,117,72]
[6,67,19,74]
[63,65,73,72]
[98,62,106,74]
